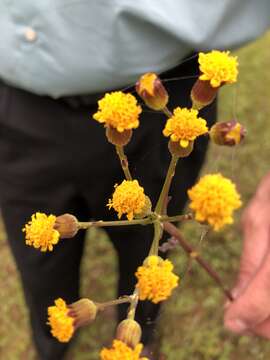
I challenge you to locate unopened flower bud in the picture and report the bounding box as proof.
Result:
[136,72,169,110]
[191,79,218,110]
[68,298,97,329]
[106,126,132,146]
[134,196,152,219]
[54,214,79,239]
[210,120,246,146]
[116,319,142,348]
[168,140,194,158]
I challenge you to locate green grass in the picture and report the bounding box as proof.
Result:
[1,31,270,359]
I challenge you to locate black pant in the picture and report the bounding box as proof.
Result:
[0,57,216,360]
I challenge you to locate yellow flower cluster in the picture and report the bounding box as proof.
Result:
[199,50,238,88]
[100,340,148,360]
[138,73,157,96]
[107,180,147,221]
[93,91,142,132]
[135,255,179,303]
[23,212,60,252]
[225,122,242,145]
[188,173,242,231]
[163,107,208,148]
[47,298,74,342]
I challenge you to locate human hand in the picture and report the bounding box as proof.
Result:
[224,171,270,338]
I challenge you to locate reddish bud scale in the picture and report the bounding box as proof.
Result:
[106,126,132,146]
[54,214,79,239]
[168,140,194,158]
[210,120,246,146]
[116,319,142,348]
[136,72,169,111]
[68,299,97,329]
[191,79,219,110]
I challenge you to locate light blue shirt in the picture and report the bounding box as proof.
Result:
[1,0,269,97]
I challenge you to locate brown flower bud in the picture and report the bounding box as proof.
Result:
[116,319,142,348]
[68,298,97,329]
[54,214,79,238]
[168,140,194,158]
[106,126,132,146]
[136,72,169,110]
[134,196,152,219]
[210,120,246,146]
[191,79,218,110]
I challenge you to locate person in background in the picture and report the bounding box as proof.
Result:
[0,1,269,359]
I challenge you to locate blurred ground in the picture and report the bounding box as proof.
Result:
[1,31,270,360]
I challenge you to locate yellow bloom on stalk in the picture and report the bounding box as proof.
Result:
[47,298,74,343]
[188,173,242,231]
[199,50,238,88]
[93,91,142,132]
[107,180,147,221]
[135,255,179,304]
[100,340,148,360]
[163,107,208,148]
[23,212,60,251]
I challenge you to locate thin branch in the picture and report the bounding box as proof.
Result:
[163,221,233,301]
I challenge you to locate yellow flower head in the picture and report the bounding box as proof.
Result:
[163,107,208,148]
[47,298,74,343]
[199,50,238,88]
[107,180,147,221]
[188,173,242,231]
[93,91,142,132]
[100,340,148,360]
[225,122,243,145]
[23,212,60,252]
[135,255,179,303]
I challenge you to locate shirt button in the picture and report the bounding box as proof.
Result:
[24,27,37,42]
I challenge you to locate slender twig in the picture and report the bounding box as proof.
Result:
[163,221,233,301]
[161,213,193,223]
[115,145,132,180]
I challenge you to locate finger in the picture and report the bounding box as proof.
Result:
[253,317,270,340]
[233,201,270,297]
[224,248,270,333]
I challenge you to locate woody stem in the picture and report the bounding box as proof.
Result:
[163,221,233,301]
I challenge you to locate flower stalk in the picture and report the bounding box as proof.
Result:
[115,145,132,180]
[149,220,163,256]
[155,154,179,215]
[78,213,192,230]
[127,289,139,320]
[97,296,133,311]
[162,106,173,118]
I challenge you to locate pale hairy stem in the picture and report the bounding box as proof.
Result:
[78,218,151,229]
[96,296,132,311]
[127,288,139,320]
